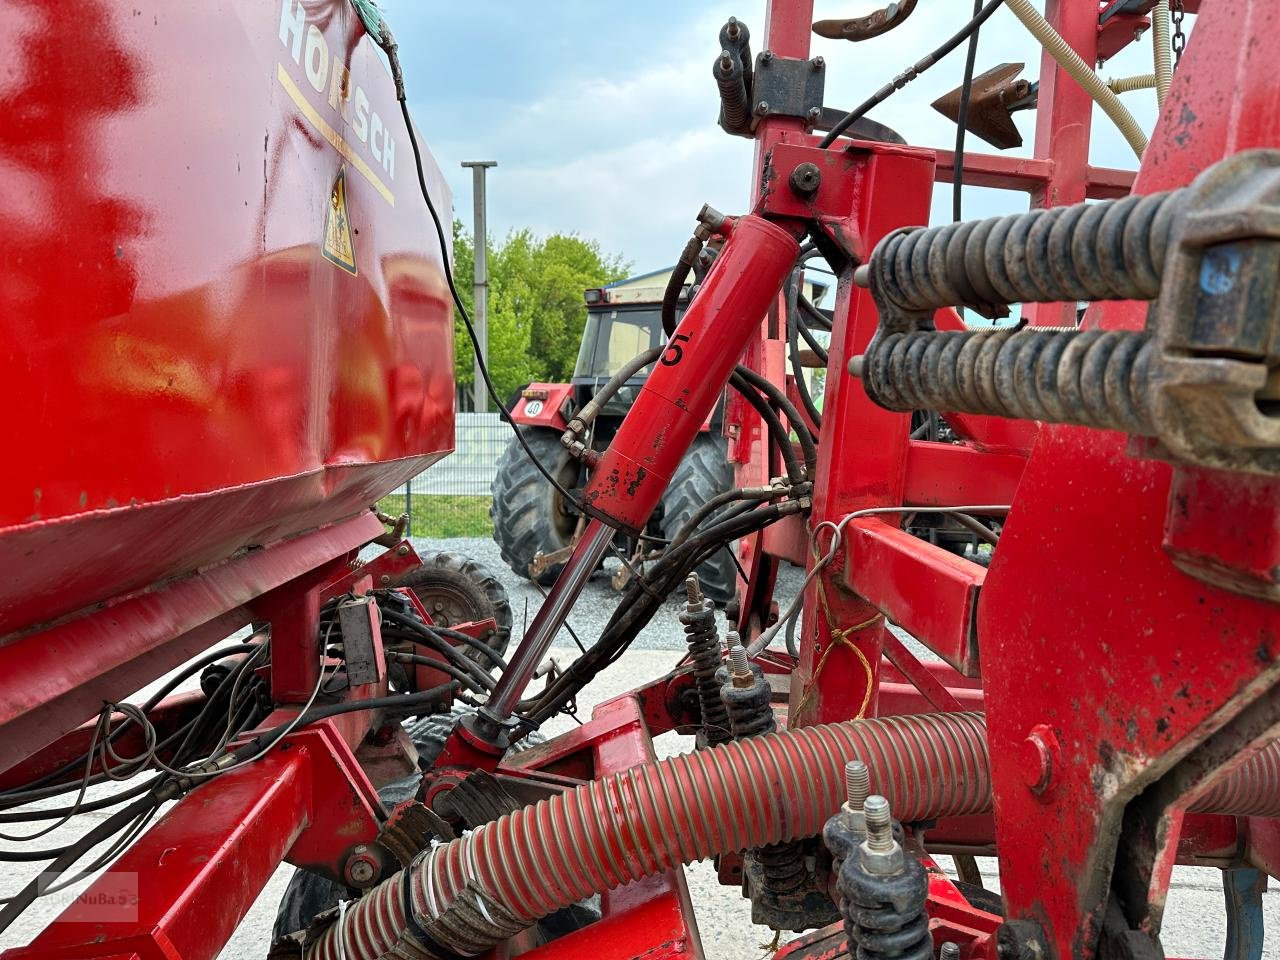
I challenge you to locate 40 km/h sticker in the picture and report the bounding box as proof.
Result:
[323,168,358,276]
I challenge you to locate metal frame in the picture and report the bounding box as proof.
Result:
[4,1,1278,959]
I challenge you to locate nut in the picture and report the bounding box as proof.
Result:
[858,795,904,875]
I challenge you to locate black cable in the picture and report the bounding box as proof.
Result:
[0,795,160,933]
[794,308,830,361]
[729,372,806,483]
[733,363,819,472]
[953,0,985,222]
[785,267,824,431]
[378,608,496,689]
[668,487,782,549]
[818,0,1007,148]
[384,652,491,693]
[0,652,261,809]
[521,502,800,724]
[232,683,457,757]
[397,98,603,531]
[799,295,833,332]
[0,780,156,825]
[425,624,509,671]
[0,641,261,799]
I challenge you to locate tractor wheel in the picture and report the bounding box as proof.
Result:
[660,434,737,606]
[392,552,512,665]
[490,429,581,586]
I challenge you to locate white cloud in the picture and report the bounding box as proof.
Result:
[429,1,1172,272]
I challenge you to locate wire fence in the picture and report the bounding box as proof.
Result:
[382,413,509,538]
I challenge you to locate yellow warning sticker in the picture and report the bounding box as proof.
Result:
[323,168,357,276]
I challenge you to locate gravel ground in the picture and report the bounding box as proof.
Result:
[407,534,810,653]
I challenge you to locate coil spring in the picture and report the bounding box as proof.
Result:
[756,841,809,895]
[863,327,1157,435]
[723,677,777,739]
[839,861,932,960]
[873,189,1185,314]
[713,50,751,134]
[680,598,732,745]
[721,668,812,911]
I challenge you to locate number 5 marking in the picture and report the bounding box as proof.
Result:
[662,333,691,367]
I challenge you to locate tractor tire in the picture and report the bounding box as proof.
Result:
[393,552,512,665]
[490,429,580,586]
[660,434,737,606]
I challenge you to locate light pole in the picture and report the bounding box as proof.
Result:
[461,160,497,412]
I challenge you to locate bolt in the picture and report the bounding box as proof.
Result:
[396,544,410,556]
[940,944,961,960]
[854,263,871,287]
[725,17,741,40]
[434,601,445,612]
[379,574,391,585]
[788,162,822,198]
[810,56,825,71]
[718,50,734,72]
[806,106,822,125]
[761,50,774,65]
[848,356,866,378]
[863,795,893,851]
[859,794,905,875]
[1019,725,1059,795]
[755,100,770,116]
[844,760,870,810]
[727,634,752,686]
[344,845,379,887]
[686,574,704,607]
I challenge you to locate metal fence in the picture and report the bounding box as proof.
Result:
[412,412,507,496]
[393,413,509,537]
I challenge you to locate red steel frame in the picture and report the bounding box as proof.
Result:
[5,2,1279,959]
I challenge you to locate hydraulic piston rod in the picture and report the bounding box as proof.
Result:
[476,213,800,734]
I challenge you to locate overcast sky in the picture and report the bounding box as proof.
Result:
[381,1,1180,274]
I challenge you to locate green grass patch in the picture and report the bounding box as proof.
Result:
[377,494,493,539]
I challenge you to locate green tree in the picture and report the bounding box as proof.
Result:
[451,220,629,406]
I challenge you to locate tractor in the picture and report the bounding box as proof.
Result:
[490,272,822,603]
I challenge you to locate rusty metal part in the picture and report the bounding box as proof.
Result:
[378,800,455,868]
[931,63,1036,150]
[528,526,581,580]
[434,769,519,827]
[714,47,752,135]
[813,0,919,42]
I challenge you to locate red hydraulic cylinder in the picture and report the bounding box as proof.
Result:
[581,214,800,534]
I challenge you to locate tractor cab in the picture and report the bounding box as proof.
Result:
[571,292,670,425]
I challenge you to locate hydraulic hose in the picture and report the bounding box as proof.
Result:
[307,716,1280,959]
[1003,0,1147,157]
[1151,0,1173,107]
[662,237,703,336]
[562,346,664,447]
[1109,73,1157,94]
[307,712,992,958]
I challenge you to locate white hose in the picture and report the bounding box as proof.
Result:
[1003,0,1148,157]
[1108,73,1157,94]
[1152,0,1173,106]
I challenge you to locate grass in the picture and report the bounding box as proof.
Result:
[377,494,493,539]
